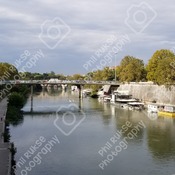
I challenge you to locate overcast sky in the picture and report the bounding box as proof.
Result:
[0,0,175,75]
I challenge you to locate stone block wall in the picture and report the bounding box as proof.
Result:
[117,83,175,105]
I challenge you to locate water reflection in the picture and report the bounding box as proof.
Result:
[41,87,62,96]
[101,103,113,125]
[11,90,175,175]
[113,107,145,143]
[100,102,175,160]
[147,117,175,160]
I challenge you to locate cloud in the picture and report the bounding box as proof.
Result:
[0,0,175,74]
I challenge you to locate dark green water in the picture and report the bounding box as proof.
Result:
[10,89,175,175]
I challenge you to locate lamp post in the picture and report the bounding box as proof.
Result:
[114,53,117,82]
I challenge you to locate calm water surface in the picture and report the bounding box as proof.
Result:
[10,89,175,175]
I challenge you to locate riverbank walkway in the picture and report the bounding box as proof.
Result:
[0,98,11,175]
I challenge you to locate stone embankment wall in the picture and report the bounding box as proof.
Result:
[117,82,175,105]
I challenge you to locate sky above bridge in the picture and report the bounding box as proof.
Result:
[0,0,174,75]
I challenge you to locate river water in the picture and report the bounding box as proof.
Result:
[10,89,175,175]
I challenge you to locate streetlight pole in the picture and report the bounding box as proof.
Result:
[114,53,117,82]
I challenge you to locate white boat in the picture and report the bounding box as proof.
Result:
[120,104,129,109]
[147,104,164,113]
[116,98,138,103]
[82,89,92,96]
[158,105,175,117]
[98,95,111,102]
[128,102,145,111]
[164,105,175,113]
[97,88,104,96]
[111,91,139,104]
[103,96,111,102]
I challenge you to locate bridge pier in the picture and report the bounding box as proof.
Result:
[77,84,83,110]
[79,85,82,99]
[31,85,33,112]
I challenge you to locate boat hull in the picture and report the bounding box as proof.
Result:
[158,111,175,117]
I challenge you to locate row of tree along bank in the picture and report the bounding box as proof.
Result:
[3,85,30,174]
[87,49,175,85]
[0,49,174,84]
[2,85,29,143]
[6,85,29,126]
[0,49,175,95]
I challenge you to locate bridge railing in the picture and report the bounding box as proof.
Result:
[0,80,120,85]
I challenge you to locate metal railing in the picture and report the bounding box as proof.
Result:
[0,80,121,85]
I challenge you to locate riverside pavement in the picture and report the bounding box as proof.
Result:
[0,98,11,175]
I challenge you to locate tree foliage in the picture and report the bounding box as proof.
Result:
[0,62,18,80]
[88,67,115,81]
[84,67,115,93]
[8,92,25,108]
[68,74,84,80]
[20,72,67,80]
[1,49,175,86]
[117,56,146,82]
[146,49,175,84]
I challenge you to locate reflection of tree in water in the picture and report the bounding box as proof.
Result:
[86,98,104,110]
[46,88,62,96]
[84,99,113,125]
[10,116,24,126]
[7,107,24,126]
[114,109,145,143]
[147,118,175,160]
[101,103,113,125]
[38,87,62,97]
[101,114,112,125]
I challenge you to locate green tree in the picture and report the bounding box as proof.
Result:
[56,74,66,80]
[101,67,115,81]
[0,62,18,80]
[90,67,115,81]
[69,74,84,80]
[92,70,103,81]
[8,92,25,108]
[146,49,175,83]
[85,67,115,94]
[85,72,94,80]
[117,56,146,82]
[21,72,33,80]
[48,71,56,78]
[154,57,175,84]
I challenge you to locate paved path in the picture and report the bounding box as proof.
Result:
[0,98,11,175]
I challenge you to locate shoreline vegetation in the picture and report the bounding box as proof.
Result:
[0,49,174,110]
[0,49,174,106]
[2,85,29,175]
[6,85,29,125]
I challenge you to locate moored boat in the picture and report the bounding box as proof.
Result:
[111,90,139,104]
[120,104,129,109]
[128,102,145,111]
[104,96,111,102]
[158,105,175,117]
[158,111,175,117]
[83,89,92,96]
[98,95,111,102]
[147,103,164,113]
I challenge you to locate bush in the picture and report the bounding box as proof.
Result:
[11,85,29,97]
[6,106,23,125]
[8,92,25,108]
